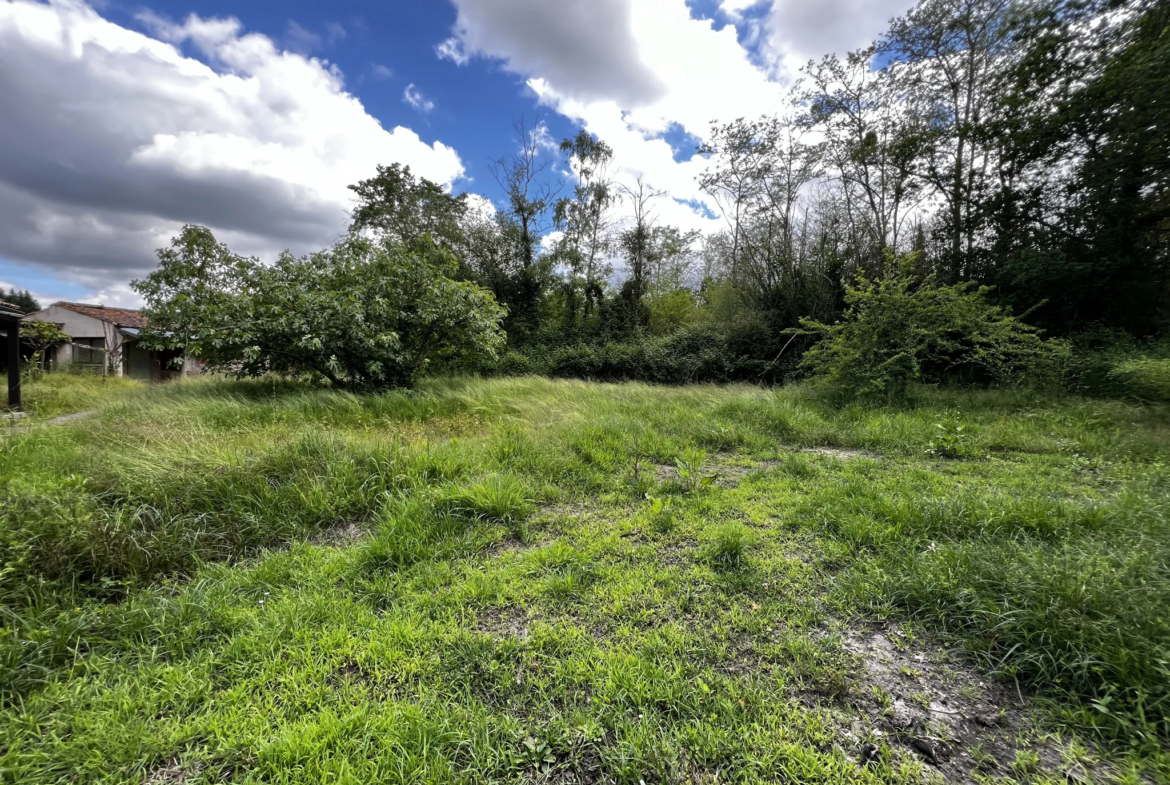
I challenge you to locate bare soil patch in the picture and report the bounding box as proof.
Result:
[840,626,1087,783]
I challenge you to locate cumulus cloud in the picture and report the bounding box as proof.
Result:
[439,0,913,238]
[0,0,464,295]
[759,0,913,69]
[403,84,435,113]
[437,0,666,106]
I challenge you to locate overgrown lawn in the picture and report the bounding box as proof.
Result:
[0,376,1167,783]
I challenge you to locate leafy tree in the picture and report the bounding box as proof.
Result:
[803,47,921,264]
[881,0,1015,282]
[348,163,468,253]
[133,226,506,389]
[798,254,1066,399]
[1,288,39,314]
[19,321,68,373]
[987,0,1170,333]
[553,130,617,319]
[489,119,560,343]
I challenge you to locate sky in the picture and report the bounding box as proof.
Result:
[0,0,915,309]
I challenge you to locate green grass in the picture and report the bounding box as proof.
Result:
[8,372,140,422]
[0,374,1168,783]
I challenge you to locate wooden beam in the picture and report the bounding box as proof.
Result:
[4,319,19,411]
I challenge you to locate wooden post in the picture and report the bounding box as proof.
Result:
[4,317,19,411]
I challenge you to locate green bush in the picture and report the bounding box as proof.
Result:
[799,255,1068,400]
[497,326,782,385]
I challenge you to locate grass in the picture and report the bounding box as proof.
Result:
[6,371,138,422]
[0,374,1168,783]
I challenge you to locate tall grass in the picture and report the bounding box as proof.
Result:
[1,372,1169,770]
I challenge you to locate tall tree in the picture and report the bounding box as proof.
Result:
[486,120,560,342]
[1,288,39,314]
[882,0,1015,282]
[348,163,469,253]
[553,130,617,319]
[616,178,665,330]
[988,0,1170,332]
[803,48,921,266]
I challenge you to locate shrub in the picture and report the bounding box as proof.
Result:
[798,254,1068,400]
[134,226,506,389]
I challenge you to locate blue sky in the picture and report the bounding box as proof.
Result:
[0,0,912,308]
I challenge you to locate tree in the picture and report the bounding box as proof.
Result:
[803,47,921,265]
[881,0,1015,282]
[19,320,68,374]
[986,0,1170,333]
[553,130,617,319]
[699,116,835,334]
[1,288,39,314]
[489,119,561,342]
[133,226,506,389]
[348,163,469,253]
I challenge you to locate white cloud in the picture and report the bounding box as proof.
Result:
[324,21,346,45]
[759,0,912,71]
[403,83,435,113]
[284,20,322,54]
[371,63,393,79]
[0,0,465,292]
[439,0,913,237]
[438,0,665,106]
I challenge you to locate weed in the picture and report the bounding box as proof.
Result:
[674,447,717,492]
[646,495,675,533]
[437,474,533,524]
[925,411,973,458]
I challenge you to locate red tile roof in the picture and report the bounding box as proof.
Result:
[55,302,148,328]
[0,300,21,312]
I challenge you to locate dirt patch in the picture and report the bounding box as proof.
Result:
[145,760,201,785]
[476,605,531,641]
[314,521,366,547]
[715,460,780,488]
[652,463,678,484]
[839,626,1084,783]
[800,447,880,461]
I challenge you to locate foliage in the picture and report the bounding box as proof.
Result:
[924,411,973,459]
[132,225,506,389]
[1,287,39,314]
[700,523,753,571]
[674,447,716,492]
[19,321,69,372]
[348,162,469,253]
[1106,358,1170,403]
[798,255,1067,399]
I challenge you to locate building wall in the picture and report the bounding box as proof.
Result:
[24,305,126,375]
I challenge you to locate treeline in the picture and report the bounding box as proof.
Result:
[346,0,1166,384]
[135,0,1167,391]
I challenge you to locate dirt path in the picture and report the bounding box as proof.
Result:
[2,409,96,435]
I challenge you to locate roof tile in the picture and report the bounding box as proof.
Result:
[55,302,148,328]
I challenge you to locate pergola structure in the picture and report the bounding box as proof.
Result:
[0,300,23,411]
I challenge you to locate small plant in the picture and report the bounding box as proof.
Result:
[646,494,675,533]
[925,412,971,459]
[701,524,752,571]
[675,447,716,491]
[518,735,557,772]
[1012,749,1041,779]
